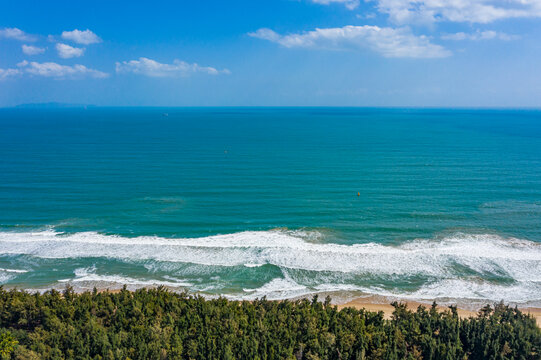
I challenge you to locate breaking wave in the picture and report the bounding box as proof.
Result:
[1,229,540,305]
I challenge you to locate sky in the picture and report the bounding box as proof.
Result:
[1,0,541,107]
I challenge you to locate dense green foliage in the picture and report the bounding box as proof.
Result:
[0,287,539,359]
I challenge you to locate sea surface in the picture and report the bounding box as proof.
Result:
[1,108,540,307]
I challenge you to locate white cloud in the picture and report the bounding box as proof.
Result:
[441,30,519,40]
[115,57,231,77]
[311,0,541,23]
[374,0,541,24]
[61,29,101,45]
[22,44,46,55]
[0,68,21,80]
[17,60,108,79]
[56,43,85,58]
[0,27,35,41]
[357,13,378,19]
[311,0,360,10]
[249,25,451,58]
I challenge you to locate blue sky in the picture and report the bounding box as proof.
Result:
[1,0,541,107]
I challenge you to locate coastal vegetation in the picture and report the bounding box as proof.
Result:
[0,287,539,359]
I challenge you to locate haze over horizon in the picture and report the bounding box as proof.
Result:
[2,0,541,107]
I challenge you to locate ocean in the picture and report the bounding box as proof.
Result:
[1,107,540,307]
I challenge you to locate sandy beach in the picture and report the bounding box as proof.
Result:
[92,287,541,327]
[338,296,541,327]
[56,284,541,328]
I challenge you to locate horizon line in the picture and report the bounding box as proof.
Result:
[3,104,541,111]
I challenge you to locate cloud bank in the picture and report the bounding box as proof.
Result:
[374,0,541,24]
[115,57,231,77]
[17,60,108,79]
[441,30,519,41]
[249,26,451,58]
[311,0,541,24]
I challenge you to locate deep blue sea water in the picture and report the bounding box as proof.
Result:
[1,108,540,306]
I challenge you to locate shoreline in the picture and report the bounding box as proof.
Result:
[3,285,539,358]
[8,284,541,327]
[96,287,541,327]
[337,296,541,327]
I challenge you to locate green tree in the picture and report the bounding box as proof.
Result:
[0,331,18,360]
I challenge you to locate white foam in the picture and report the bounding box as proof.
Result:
[234,280,374,302]
[358,278,541,306]
[0,268,28,273]
[1,230,539,275]
[244,263,265,268]
[0,273,14,284]
[59,266,192,288]
[0,267,28,285]
[1,229,541,303]
[240,276,309,300]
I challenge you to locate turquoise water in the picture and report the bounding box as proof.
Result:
[1,108,540,305]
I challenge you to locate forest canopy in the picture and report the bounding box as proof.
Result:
[0,287,539,359]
